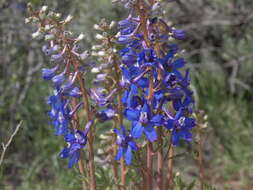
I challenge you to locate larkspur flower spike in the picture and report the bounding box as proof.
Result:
[113,0,196,165]
[27,6,92,168]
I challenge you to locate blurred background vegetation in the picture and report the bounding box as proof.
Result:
[0,0,253,189]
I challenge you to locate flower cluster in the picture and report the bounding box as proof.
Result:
[114,0,196,163]
[27,0,196,170]
[27,5,91,168]
[60,120,93,168]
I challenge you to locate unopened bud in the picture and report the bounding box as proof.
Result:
[45,34,55,41]
[95,34,104,40]
[25,17,31,24]
[55,13,61,19]
[93,24,102,30]
[91,51,98,56]
[91,67,100,73]
[44,25,53,31]
[75,33,85,42]
[40,6,48,12]
[92,45,102,50]
[97,51,105,56]
[115,32,121,38]
[109,21,116,29]
[32,30,41,39]
[64,15,73,24]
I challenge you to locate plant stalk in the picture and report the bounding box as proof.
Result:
[167,145,174,190]
[112,52,126,190]
[78,76,97,190]
[157,127,163,190]
[71,99,88,190]
[197,125,204,190]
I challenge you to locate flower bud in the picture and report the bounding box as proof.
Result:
[92,45,102,50]
[45,34,55,41]
[64,15,73,24]
[95,34,104,40]
[32,30,42,39]
[97,51,105,56]
[75,33,85,42]
[91,67,100,73]
[91,51,98,56]
[44,25,54,31]
[109,21,116,29]
[94,24,102,30]
[25,17,32,24]
[40,6,48,12]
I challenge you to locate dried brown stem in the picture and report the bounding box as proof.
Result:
[0,121,22,167]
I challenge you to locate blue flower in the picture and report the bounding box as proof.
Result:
[125,102,163,142]
[47,94,70,136]
[42,65,59,80]
[90,88,117,106]
[52,71,65,87]
[172,29,186,40]
[166,109,196,145]
[59,121,93,168]
[114,126,138,165]
[96,107,116,122]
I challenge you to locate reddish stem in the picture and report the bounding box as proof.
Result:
[167,146,174,190]
[157,128,163,190]
[71,99,88,190]
[147,142,153,190]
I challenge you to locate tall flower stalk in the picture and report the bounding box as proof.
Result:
[27,4,96,190]
[115,0,196,189]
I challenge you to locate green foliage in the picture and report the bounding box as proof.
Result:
[174,176,196,190]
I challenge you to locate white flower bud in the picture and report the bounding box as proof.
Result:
[91,51,98,56]
[93,24,101,30]
[75,33,85,42]
[115,32,121,38]
[109,21,116,29]
[32,30,41,39]
[99,134,108,139]
[64,15,73,24]
[91,45,102,50]
[44,25,53,31]
[45,34,55,41]
[25,18,31,24]
[91,67,100,73]
[95,34,104,40]
[55,13,61,18]
[41,6,48,12]
[97,51,105,56]
[97,149,104,154]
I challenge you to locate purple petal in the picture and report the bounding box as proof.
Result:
[124,109,140,121]
[144,125,157,142]
[131,122,144,139]
[115,147,124,161]
[124,145,132,165]
[68,151,80,168]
